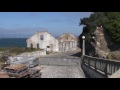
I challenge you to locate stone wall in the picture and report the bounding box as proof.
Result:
[17,50,46,57]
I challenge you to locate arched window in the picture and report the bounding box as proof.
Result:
[40,35,44,40]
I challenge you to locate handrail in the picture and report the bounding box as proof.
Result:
[82,55,120,78]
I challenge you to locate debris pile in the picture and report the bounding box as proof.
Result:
[8,56,39,68]
[4,64,29,78]
[0,63,42,78]
[29,68,42,78]
[0,71,9,78]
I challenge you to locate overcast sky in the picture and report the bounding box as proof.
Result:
[0,12,92,38]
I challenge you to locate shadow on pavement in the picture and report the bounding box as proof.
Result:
[70,52,81,58]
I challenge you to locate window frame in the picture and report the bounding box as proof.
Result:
[40,35,44,40]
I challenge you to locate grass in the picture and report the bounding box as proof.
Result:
[0,47,43,63]
[0,47,43,54]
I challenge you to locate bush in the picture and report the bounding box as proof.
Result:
[108,54,114,60]
[108,51,120,60]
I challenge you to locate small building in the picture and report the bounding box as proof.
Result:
[26,31,59,52]
[58,33,78,52]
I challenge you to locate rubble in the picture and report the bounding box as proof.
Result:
[7,56,39,68]
[0,56,42,78]
[29,68,42,78]
[0,71,9,78]
[4,64,29,78]
[0,63,42,78]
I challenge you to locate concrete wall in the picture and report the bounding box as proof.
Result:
[82,64,105,78]
[81,55,120,78]
[27,31,59,52]
[17,50,46,57]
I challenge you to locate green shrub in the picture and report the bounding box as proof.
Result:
[108,54,114,60]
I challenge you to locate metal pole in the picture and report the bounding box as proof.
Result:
[82,39,85,56]
[82,36,85,60]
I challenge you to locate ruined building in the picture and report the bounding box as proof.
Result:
[26,31,78,52]
[58,33,78,52]
[26,31,59,52]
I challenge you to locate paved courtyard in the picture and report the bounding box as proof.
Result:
[36,50,85,78]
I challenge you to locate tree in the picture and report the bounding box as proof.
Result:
[79,12,120,47]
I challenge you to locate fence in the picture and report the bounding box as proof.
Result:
[81,55,120,78]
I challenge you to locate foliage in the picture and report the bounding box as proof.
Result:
[79,12,120,45]
[0,47,42,54]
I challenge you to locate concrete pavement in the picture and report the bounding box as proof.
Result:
[37,50,85,78]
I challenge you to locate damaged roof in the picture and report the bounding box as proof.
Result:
[58,33,78,41]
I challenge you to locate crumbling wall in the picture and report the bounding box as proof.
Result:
[17,50,46,57]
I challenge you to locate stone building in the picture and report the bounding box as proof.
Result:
[58,33,78,52]
[26,31,78,52]
[26,31,59,52]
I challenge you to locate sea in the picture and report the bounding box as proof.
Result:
[0,38,28,47]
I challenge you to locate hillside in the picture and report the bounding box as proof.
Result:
[79,12,120,60]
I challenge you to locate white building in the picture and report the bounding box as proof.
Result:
[26,31,59,52]
[26,31,78,52]
[58,33,78,52]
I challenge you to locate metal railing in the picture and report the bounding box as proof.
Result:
[82,55,120,78]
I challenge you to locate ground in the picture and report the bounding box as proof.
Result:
[35,49,85,78]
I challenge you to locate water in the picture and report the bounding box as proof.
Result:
[0,38,28,47]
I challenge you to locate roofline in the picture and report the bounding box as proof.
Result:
[26,31,49,42]
[26,31,58,41]
[59,33,77,39]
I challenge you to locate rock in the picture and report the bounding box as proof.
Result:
[86,27,110,58]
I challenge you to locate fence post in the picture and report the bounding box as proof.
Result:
[88,57,90,67]
[104,61,108,78]
[94,60,97,71]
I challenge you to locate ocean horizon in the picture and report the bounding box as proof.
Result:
[0,38,28,47]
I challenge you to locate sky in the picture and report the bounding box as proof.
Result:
[0,12,92,38]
